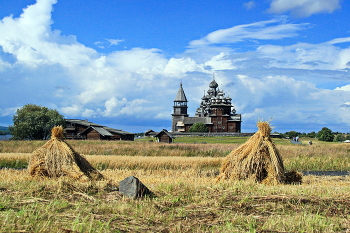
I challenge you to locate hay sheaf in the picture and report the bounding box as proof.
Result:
[28,126,104,181]
[217,121,301,185]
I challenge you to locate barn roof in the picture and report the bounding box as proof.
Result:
[80,126,114,137]
[66,119,103,127]
[154,130,174,139]
[104,127,134,135]
[65,119,134,136]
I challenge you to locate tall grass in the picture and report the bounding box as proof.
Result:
[0,140,235,156]
[1,139,350,171]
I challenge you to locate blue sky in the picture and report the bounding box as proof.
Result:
[1,0,350,133]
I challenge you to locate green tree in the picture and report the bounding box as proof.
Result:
[334,134,345,142]
[9,104,65,140]
[317,127,334,142]
[188,122,209,133]
[307,131,316,138]
[285,131,300,138]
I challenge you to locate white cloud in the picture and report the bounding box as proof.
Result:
[1,0,350,133]
[268,0,341,18]
[204,52,236,70]
[81,109,96,118]
[243,1,256,10]
[0,0,97,69]
[106,39,124,46]
[103,97,128,117]
[326,37,350,45]
[164,57,202,77]
[227,74,350,131]
[94,39,124,49]
[335,84,350,91]
[189,17,307,47]
[0,107,20,117]
[256,42,349,70]
[0,59,11,71]
[107,48,167,72]
[60,105,83,116]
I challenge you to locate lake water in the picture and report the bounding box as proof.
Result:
[0,135,12,140]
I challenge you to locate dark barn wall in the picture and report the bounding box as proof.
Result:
[157,132,173,143]
[86,130,101,140]
[110,134,121,140]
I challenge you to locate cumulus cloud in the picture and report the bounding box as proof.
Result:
[1,0,350,133]
[60,104,83,116]
[0,0,96,68]
[107,48,167,72]
[267,0,341,18]
[335,84,350,91]
[204,53,236,70]
[189,17,307,47]
[164,57,203,76]
[227,74,350,131]
[103,97,128,117]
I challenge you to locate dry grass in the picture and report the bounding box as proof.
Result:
[0,153,222,171]
[1,135,350,231]
[1,143,350,172]
[1,167,350,232]
[217,122,291,184]
[28,126,103,181]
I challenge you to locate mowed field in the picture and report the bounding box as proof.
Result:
[1,138,350,232]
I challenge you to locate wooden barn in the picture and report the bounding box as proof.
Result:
[65,119,134,141]
[144,129,155,137]
[154,130,174,143]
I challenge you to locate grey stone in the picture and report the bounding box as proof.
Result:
[119,176,152,199]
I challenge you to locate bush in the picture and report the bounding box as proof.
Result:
[188,122,209,133]
[317,127,334,142]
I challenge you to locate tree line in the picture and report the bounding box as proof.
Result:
[280,127,350,142]
[6,104,350,142]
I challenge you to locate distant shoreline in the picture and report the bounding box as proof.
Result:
[0,135,12,140]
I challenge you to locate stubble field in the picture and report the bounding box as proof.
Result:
[0,138,350,232]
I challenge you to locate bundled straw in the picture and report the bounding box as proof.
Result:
[28,126,104,181]
[216,121,296,185]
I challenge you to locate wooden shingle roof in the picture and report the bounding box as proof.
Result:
[174,83,188,102]
[65,119,134,136]
[154,130,174,139]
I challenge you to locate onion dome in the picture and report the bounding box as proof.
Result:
[209,79,218,88]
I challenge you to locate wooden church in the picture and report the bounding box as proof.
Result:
[171,79,241,133]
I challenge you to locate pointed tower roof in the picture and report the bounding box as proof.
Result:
[174,82,188,102]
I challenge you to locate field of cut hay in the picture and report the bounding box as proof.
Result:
[1,139,350,232]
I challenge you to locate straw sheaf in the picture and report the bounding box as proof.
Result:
[28,126,104,181]
[216,121,291,185]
